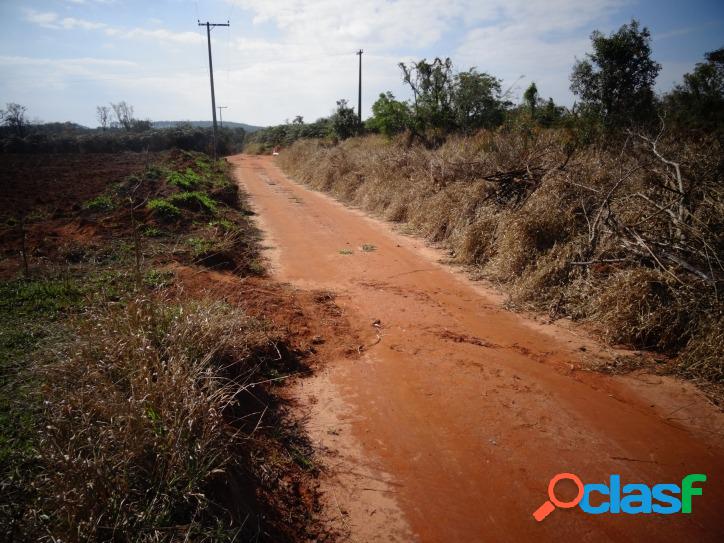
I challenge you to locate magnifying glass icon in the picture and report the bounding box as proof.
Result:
[533,473,584,522]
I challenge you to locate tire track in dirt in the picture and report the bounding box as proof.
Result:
[230,154,724,542]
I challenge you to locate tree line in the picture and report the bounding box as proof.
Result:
[247,19,722,150]
[0,100,246,155]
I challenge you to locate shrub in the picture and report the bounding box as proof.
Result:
[147,198,181,221]
[167,168,201,190]
[168,191,217,214]
[82,194,115,212]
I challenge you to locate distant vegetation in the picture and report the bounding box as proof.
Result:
[277,20,723,384]
[153,120,264,132]
[0,101,247,155]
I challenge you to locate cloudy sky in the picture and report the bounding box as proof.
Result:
[1,0,722,127]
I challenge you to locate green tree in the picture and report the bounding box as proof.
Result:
[570,19,661,128]
[537,98,565,128]
[400,57,456,140]
[329,99,361,140]
[523,82,539,116]
[366,92,411,137]
[452,69,505,133]
[662,48,724,135]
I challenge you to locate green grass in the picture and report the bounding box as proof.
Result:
[168,191,217,214]
[82,195,115,212]
[141,225,164,237]
[209,218,238,232]
[186,236,216,257]
[143,269,174,289]
[167,168,201,191]
[0,277,85,485]
[147,198,181,221]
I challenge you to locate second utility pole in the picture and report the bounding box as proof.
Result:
[356,49,363,123]
[217,105,227,128]
[198,19,229,159]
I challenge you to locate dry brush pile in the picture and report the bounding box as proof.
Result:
[279,130,723,382]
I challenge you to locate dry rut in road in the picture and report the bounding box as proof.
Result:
[229,154,723,542]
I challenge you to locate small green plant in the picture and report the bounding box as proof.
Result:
[209,218,237,232]
[167,168,201,191]
[143,269,174,289]
[141,225,163,237]
[147,199,181,221]
[186,236,216,257]
[339,249,353,255]
[361,244,376,252]
[83,195,115,212]
[145,165,164,181]
[168,191,217,214]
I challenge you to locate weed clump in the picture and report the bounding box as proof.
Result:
[147,198,181,221]
[168,191,217,214]
[167,167,201,190]
[82,194,115,212]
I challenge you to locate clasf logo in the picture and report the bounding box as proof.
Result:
[533,473,707,521]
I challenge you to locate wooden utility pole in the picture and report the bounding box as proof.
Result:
[217,105,228,128]
[356,49,363,123]
[198,20,229,158]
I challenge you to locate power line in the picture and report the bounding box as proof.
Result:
[198,19,229,159]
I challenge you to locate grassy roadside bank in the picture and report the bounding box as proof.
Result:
[0,151,329,541]
[278,132,722,389]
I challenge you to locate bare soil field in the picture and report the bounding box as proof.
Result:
[231,153,724,542]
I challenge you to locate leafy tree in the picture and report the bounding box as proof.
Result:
[523,82,539,116]
[536,98,566,128]
[452,69,505,133]
[329,99,361,140]
[400,57,456,139]
[1,102,28,137]
[662,48,724,135]
[366,92,411,137]
[570,19,661,128]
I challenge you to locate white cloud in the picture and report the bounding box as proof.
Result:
[117,28,204,45]
[23,9,61,28]
[23,8,202,45]
[60,17,108,30]
[0,56,137,68]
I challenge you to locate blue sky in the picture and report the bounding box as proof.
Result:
[1,0,722,127]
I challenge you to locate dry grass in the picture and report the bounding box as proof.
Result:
[279,130,723,383]
[18,297,280,541]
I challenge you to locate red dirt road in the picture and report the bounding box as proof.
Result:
[230,154,724,542]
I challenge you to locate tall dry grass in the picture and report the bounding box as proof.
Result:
[279,130,723,382]
[22,297,281,541]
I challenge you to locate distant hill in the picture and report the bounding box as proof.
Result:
[152,121,265,132]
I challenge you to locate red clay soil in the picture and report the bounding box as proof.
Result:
[0,153,155,277]
[229,154,724,543]
[0,153,152,215]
